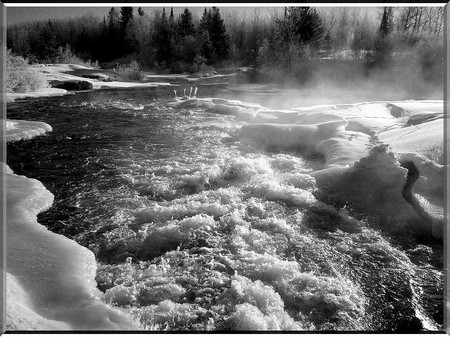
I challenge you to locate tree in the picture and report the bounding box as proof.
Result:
[369,7,395,68]
[178,8,195,37]
[289,7,325,50]
[208,7,230,62]
[378,7,394,38]
[197,8,214,63]
[153,9,174,66]
[107,7,120,34]
[38,20,59,62]
[105,7,121,60]
[269,7,325,68]
[198,8,211,32]
[120,7,134,35]
[350,14,375,58]
[246,9,264,68]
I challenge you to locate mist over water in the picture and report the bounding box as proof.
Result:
[7,86,443,331]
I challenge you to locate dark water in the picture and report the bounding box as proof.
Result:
[7,87,443,331]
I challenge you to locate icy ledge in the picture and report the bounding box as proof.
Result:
[5,163,137,330]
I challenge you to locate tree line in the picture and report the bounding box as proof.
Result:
[7,6,444,82]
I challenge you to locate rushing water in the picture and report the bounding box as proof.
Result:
[7,87,443,331]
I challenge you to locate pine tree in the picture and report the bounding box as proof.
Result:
[169,8,175,23]
[38,20,59,62]
[120,7,134,35]
[198,8,211,32]
[105,8,120,59]
[208,7,230,62]
[107,7,120,36]
[168,7,176,36]
[153,9,173,65]
[198,8,213,63]
[378,7,394,38]
[285,7,325,49]
[178,8,195,37]
[370,7,395,68]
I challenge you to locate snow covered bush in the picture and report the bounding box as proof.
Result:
[114,60,144,81]
[6,49,49,93]
[56,44,99,69]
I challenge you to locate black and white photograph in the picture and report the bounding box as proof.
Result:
[2,3,447,332]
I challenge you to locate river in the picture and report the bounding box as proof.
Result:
[7,86,443,331]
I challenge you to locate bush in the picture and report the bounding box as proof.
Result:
[6,49,49,93]
[114,60,144,81]
[56,44,100,69]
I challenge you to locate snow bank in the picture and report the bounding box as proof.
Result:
[6,119,52,142]
[7,88,68,102]
[378,118,443,161]
[96,81,170,89]
[388,101,443,114]
[6,165,137,330]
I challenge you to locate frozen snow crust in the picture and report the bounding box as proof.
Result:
[6,96,444,331]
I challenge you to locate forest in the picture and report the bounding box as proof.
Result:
[6,6,444,89]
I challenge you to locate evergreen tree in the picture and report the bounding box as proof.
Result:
[168,7,177,38]
[379,7,394,38]
[370,7,395,68]
[107,7,120,33]
[119,7,135,57]
[153,9,173,65]
[178,8,195,37]
[198,8,213,63]
[169,8,175,23]
[198,8,211,32]
[106,7,120,60]
[38,20,59,62]
[285,7,325,49]
[209,7,229,62]
[120,7,134,35]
